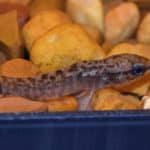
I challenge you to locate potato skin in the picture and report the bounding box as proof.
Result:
[105,2,140,44]
[30,23,105,73]
[23,10,72,50]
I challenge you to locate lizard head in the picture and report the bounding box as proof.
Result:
[105,54,150,84]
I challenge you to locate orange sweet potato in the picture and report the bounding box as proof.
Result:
[0,0,31,6]
[82,25,103,43]
[0,96,47,113]
[48,96,78,112]
[0,2,29,27]
[105,2,140,44]
[137,13,150,44]
[30,23,106,73]
[92,88,141,111]
[0,58,40,78]
[0,11,23,58]
[29,0,66,17]
[23,10,72,50]
[67,0,104,33]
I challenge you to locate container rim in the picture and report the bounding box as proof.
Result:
[0,110,150,128]
[0,110,150,121]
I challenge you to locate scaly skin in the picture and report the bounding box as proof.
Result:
[0,54,150,100]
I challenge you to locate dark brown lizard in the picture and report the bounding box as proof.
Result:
[0,54,150,100]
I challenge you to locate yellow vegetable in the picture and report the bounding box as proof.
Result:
[67,0,104,33]
[105,2,140,44]
[82,25,103,43]
[29,0,66,17]
[0,11,23,58]
[30,23,106,73]
[23,10,72,50]
[102,41,115,54]
[137,13,150,44]
[108,43,150,59]
[92,88,141,111]
[0,0,31,5]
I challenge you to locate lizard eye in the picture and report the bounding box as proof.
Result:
[132,63,146,76]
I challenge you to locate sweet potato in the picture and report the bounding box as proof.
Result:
[0,11,23,58]
[0,58,40,78]
[48,96,78,112]
[23,10,72,50]
[0,96,47,113]
[67,0,104,33]
[29,0,66,17]
[102,41,115,54]
[105,2,140,44]
[81,25,103,43]
[0,2,29,27]
[0,0,31,6]
[137,13,150,44]
[30,23,106,73]
[92,88,141,111]
[108,43,150,59]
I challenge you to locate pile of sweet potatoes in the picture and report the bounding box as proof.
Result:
[0,0,149,112]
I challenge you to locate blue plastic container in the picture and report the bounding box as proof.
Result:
[0,110,150,150]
